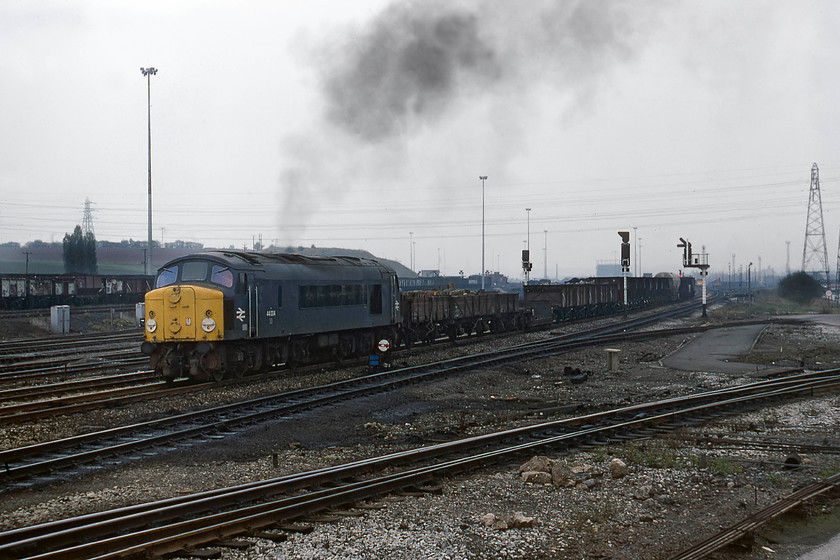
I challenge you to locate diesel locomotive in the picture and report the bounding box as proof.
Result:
[141,251,401,381]
[141,251,524,382]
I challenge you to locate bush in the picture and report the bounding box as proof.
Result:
[777,272,824,304]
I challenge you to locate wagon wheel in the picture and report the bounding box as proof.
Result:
[403,328,417,349]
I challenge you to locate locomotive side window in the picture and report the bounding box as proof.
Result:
[210,266,234,288]
[182,262,208,282]
[370,284,382,314]
[155,266,178,288]
[299,284,365,308]
[236,273,248,295]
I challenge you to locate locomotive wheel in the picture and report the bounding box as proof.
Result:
[336,335,355,361]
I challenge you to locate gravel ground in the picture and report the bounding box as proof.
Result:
[1,304,840,559]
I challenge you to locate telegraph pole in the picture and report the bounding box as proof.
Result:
[543,229,548,280]
[479,176,487,290]
[524,208,532,285]
[633,226,638,276]
[22,251,32,297]
[141,67,157,275]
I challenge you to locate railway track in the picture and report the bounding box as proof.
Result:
[668,471,840,559]
[0,368,838,559]
[0,301,712,487]
[0,331,140,362]
[0,305,136,321]
[0,377,205,425]
[0,356,148,385]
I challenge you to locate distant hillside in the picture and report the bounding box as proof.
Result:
[0,244,415,277]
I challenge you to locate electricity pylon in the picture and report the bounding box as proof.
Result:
[802,163,829,285]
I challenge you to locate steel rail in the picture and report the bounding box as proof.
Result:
[0,349,143,376]
[0,332,140,355]
[0,380,203,425]
[3,372,839,560]
[0,370,837,543]
[0,306,136,321]
[0,310,815,486]
[667,472,840,560]
[0,371,154,402]
[0,357,146,382]
[8,370,832,551]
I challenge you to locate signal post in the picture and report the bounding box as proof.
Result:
[618,232,630,317]
[678,237,711,317]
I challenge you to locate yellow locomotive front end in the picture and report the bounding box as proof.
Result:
[142,285,225,380]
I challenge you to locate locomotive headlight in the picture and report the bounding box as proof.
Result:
[201,317,216,333]
[146,318,157,333]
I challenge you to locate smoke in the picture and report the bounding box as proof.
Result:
[323,4,501,142]
[276,0,658,248]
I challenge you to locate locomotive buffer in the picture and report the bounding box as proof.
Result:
[678,237,711,317]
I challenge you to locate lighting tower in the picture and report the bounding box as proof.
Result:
[479,176,487,290]
[141,66,158,275]
[835,230,840,292]
[633,226,638,276]
[409,231,414,272]
[786,241,791,276]
[524,208,531,284]
[802,162,829,285]
[82,197,95,237]
[543,230,548,279]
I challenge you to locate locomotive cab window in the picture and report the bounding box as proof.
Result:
[182,262,208,282]
[210,266,234,288]
[156,266,178,288]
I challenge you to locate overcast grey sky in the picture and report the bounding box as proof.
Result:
[2,0,839,280]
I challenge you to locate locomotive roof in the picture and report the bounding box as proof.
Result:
[160,251,394,272]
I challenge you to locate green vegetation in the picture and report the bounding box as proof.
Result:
[62,225,97,274]
[605,443,682,469]
[705,456,742,475]
[569,498,619,526]
[715,291,837,320]
[765,472,790,489]
[778,272,826,304]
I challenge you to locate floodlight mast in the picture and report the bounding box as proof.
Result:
[141,67,157,276]
[479,176,487,290]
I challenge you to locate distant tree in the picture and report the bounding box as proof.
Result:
[83,230,97,273]
[777,271,824,304]
[63,225,97,273]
